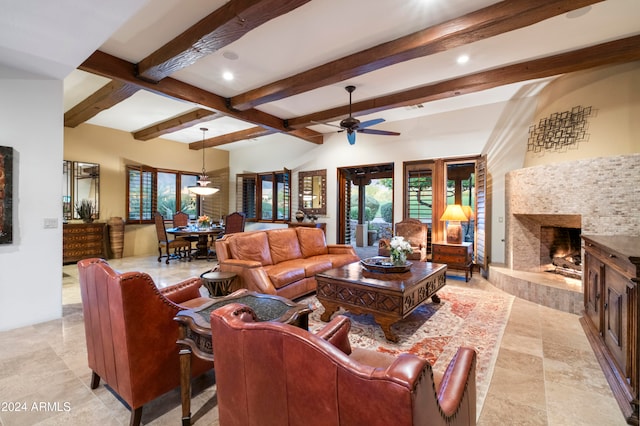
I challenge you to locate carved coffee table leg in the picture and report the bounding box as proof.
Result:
[319,300,339,322]
[373,316,399,343]
[431,293,441,304]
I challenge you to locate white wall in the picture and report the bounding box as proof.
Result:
[0,66,63,331]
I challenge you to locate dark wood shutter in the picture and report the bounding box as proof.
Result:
[127,165,155,223]
[475,155,487,274]
[236,173,257,220]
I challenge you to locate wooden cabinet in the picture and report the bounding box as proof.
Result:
[432,241,473,282]
[581,235,639,425]
[63,222,107,264]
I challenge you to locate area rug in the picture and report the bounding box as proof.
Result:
[301,284,514,418]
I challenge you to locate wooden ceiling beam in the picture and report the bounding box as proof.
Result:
[133,108,219,141]
[137,0,311,82]
[64,80,139,127]
[79,50,323,145]
[189,127,275,149]
[230,0,604,111]
[187,124,325,149]
[288,35,640,129]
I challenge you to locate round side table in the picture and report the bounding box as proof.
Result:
[200,271,237,297]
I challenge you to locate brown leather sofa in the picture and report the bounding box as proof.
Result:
[210,303,477,426]
[78,258,211,426]
[215,227,359,300]
[379,217,431,260]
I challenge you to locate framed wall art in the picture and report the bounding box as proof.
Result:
[0,146,13,244]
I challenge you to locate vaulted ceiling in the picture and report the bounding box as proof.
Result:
[31,1,640,150]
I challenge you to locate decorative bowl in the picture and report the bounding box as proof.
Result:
[360,256,412,273]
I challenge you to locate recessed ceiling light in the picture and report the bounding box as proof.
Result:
[222,71,234,81]
[457,54,469,65]
[566,6,591,19]
[222,51,239,60]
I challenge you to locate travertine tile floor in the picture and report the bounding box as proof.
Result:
[0,255,627,425]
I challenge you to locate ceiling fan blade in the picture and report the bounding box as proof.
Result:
[356,118,385,129]
[347,131,356,145]
[357,128,401,136]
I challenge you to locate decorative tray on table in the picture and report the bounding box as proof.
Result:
[360,256,412,273]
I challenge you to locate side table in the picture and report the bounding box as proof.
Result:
[174,289,313,426]
[200,271,236,297]
[432,241,473,282]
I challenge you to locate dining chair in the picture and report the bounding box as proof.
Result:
[209,212,246,256]
[154,212,191,264]
[224,211,246,234]
[172,211,198,254]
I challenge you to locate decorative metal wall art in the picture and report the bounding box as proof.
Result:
[527,105,593,154]
[0,146,13,244]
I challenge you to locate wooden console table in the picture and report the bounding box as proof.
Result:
[432,241,473,282]
[62,222,107,264]
[581,235,639,425]
[287,221,326,234]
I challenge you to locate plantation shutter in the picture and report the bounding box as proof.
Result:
[236,173,257,220]
[405,166,433,221]
[127,165,155,223]
[475,155,487,275]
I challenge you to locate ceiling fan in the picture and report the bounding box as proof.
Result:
[325,85,401,145]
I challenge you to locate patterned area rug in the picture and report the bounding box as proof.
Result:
[301,283,514,417]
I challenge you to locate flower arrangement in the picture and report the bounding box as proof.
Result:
[75,199,96,223]
[389,236,412,265]
[197,215,211,228]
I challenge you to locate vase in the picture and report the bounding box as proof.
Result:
[107,216,125,259]
[295,211,305,222]
[390,250,407,266]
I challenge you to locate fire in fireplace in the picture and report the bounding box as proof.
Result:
[540,226,582,278]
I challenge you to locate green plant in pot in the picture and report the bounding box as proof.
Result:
[75,199,96,223]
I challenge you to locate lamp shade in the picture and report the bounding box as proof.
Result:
[440,204,468,222]
[462,205,475,220]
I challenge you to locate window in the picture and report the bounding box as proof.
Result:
[236,169,290,222]
[404,162,434,224]
[126,165,198,223]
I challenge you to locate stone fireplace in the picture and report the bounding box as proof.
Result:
[511,214,581,277]
[489,154,640,314]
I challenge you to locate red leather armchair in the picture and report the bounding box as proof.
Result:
[210,303,477,426]
[78,258,211,426]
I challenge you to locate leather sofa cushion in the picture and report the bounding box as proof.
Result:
[297,258,333,277]
[313,253,360,269]
[267,228,302,264]
[229,232,273,266]
[296,227,328,258]
[263,262,306,289]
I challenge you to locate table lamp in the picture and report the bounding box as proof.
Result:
[440,204,468,244]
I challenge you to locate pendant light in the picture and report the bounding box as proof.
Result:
[188,127,219,196]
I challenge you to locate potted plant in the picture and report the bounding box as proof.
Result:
[75,199,96,223]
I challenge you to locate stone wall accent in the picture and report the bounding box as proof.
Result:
[505,154,640,271]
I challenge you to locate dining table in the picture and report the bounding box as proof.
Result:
[167,225,224,260]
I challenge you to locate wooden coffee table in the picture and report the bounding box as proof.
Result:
[316,260,447,342]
